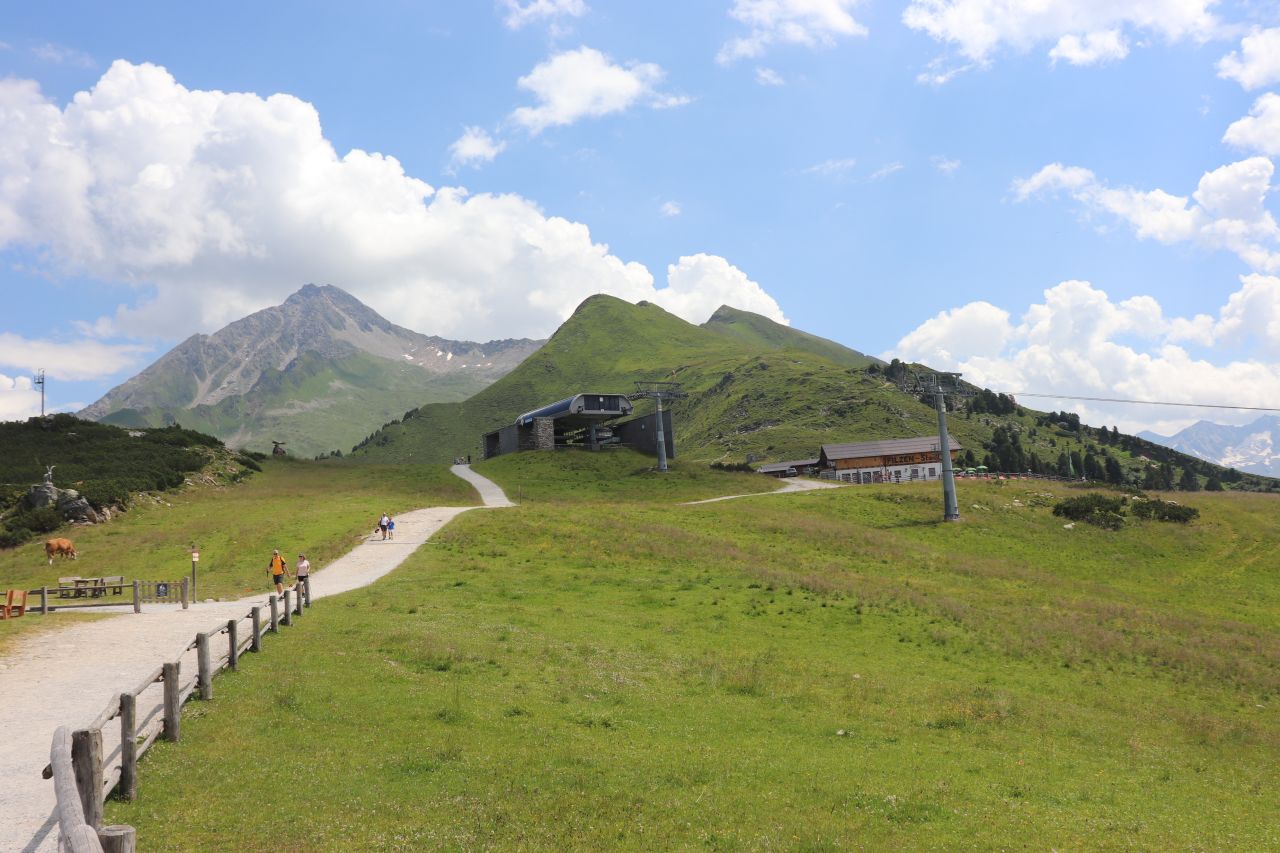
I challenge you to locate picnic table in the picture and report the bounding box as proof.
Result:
[57,576,126,598]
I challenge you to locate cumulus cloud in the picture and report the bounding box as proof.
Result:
[448,126,507,168]
[889,278,1280,434]
[0,61,781,342]
[1013,158,1280,272]
[509,47,689,133]
[931,155,960,174]
[656,254,788,326]
[500,0,589,30]
[660,201,682,217]
[1048,30,1129,66]
[718,0,867,64]
[0,333,150,380]
[1223,93,1280,156]
[1218,27,1280,90]
[903,0,1219,73]
[0,374,42,421]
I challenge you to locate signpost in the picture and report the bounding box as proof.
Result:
[189,544,199,601]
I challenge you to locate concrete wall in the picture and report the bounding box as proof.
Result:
[484,417,556,459]
[612,410,675,459]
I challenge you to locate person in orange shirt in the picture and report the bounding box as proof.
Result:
[267,549,289,595]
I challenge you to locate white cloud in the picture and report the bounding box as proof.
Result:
[1223,92,1280,156]
[1218,27,1280,90]
[656,254,788,326]
[32,42,94,67]
[0,374,42,421]
[1048,30,1129,66]
[718,0,867,64]
[448,126,507,168]
[500,0,588,30]
[0,333,149,380]
[1014,158,1280,272]
[931,155,961,174]
[870,161,904,181]
[803,157,857,176]
[510,47,689,134]
[0,61,779,342]
[755,67,785,86]
[889,278,1280,434]
[660,201,682,217]
[903,0,1220,71]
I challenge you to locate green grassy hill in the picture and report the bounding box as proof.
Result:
[702,303,880,368]
[351,295,1269,492]
[107,454,1280,849]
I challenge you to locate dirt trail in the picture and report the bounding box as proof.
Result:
[0,465,510,853]
[682,476,844,505]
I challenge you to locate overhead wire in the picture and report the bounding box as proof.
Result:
[1006,393,1280,413]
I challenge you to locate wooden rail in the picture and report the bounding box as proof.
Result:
[45,578,311,851]
[25,577,189,614]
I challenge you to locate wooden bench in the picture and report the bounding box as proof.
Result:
[57,577,82,598]
[100,576,125,596]
[2,589,28,619]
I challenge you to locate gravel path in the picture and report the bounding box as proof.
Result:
[681,476,844,505]
[0,465,510,853]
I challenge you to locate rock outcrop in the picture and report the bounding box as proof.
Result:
[22,483,109,524]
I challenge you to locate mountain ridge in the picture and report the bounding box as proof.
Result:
[1139,415,1280,477]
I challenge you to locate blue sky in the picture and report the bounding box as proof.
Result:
[1,0,1279,435]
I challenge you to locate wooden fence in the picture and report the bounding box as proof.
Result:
[45,579,312,852]
[23,578,189,615]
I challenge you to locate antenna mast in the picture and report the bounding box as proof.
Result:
[34,369,46,417]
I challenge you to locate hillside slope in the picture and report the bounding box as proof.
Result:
[82,284,543,457]
[350,295,1276,492]
[701,304,880,369]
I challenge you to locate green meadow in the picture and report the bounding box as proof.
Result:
[106,454,1279,850]
[0,459,475,650]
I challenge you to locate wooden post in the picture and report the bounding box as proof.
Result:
[269,595,279,632]
[180,576,189,610]
[98,825,137,853]
[227,619,238,670]
[40,585,48,614]
[119,693,136,801]
[293,585,303,616]
[250,607,262,652]
[304,576,312,608]
[71,727,103,829]
[196,633,212,700]
[162,662,180,742]
[131,580,140,614]
[282,589,293,626]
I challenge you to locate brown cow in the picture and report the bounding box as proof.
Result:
[45,538,77,566]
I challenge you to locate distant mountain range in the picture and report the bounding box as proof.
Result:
[80,285,543,457]
[1139,416,1280,477]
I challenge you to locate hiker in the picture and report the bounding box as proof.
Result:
[466,454,471,464]
[387,516,396,540]
[378,512,390,540]
[267,549,289,595]
[295,553,310,593]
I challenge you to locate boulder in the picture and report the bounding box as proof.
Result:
[22,483,102,524]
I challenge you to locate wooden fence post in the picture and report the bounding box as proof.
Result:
[131,580,140,614]
[40,585,48,614]
[293,585,303,617]
[227,620,238,671]
[269,595,279,633]
[98,825,137,853]
[250,607,262,651]
[196,633,212,700]
[282,589,293,626]
[119,693,136,801]
[181,577,189,610]
[162,662,180,742]
[71,727,103,829]
[304,577,312,608]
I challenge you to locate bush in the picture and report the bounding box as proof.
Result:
[237,454,263,472]
[710,461,756,472]
[1131,498,1200,523]
[1052,493,1127,529]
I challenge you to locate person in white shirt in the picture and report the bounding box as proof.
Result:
[295,554,310,592]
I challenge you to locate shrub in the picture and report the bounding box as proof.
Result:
[1131,498,1200,524]
[1052,493,1127,529]
[236,454,263,472]
[710,461,755,472]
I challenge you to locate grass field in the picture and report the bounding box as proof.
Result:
[107,456,1279,850]
[0,459,476,650]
